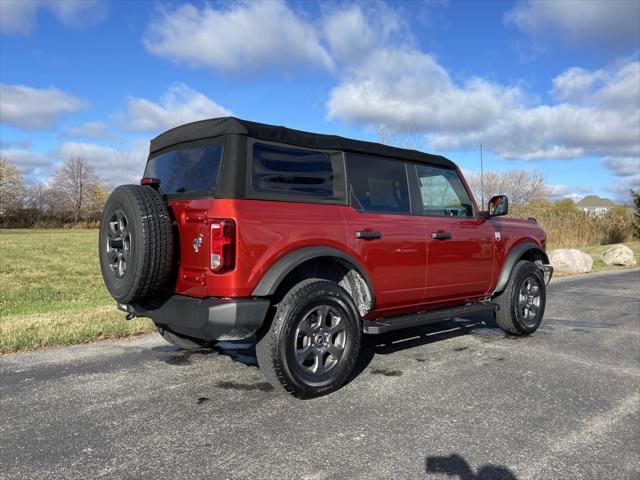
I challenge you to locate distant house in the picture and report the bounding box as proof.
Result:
[576,195,616,216]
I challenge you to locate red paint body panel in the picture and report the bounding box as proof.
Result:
[424,216,494,303]
[341,207,427,313]
[489,216,548,284]
[170,199,351,298]
[168,197,547,320]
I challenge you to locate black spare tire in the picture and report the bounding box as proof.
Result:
[99,185,174,304]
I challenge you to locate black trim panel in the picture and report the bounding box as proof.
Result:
[123,295,270,341]
[251,246,375,307]
[493,242,549,294]
[363,302,497,334]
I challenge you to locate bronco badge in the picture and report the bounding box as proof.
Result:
[192,234,203,253]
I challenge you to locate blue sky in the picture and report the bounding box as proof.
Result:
[1,0,639,202]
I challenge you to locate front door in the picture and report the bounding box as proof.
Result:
[412,164,494,304]
[342,154,427,313]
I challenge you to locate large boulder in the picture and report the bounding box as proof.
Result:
[549,249,593,274]
[601,244,637,266]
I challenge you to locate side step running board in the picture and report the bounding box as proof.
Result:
[363,302,497,334]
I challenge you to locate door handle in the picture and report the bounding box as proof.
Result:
[431,232,452,240]
[355,231,382,240]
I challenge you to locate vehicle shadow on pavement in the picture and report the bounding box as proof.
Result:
[151,313,510,388]
[349,312,507,383]
[425,453,518,479]
[152,340,258,367]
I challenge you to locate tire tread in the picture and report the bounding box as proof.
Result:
[256,279,361,399]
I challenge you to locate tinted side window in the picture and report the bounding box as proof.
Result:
[346,154,410,214]
[415,165,474,217]
[252,143,333,197]
[144,143,222,195]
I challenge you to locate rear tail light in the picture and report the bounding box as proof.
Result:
[210,219,235,273]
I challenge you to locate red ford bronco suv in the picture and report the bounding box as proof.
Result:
[99,117,553,398]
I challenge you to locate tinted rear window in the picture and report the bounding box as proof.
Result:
[144,144,222,195]
[346,154,410,214]
[252,143,333,197]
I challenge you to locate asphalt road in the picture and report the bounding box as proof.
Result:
[2,269,639,480]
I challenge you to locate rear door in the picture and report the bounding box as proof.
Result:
[411,164,494,304]
[342,154,427,313]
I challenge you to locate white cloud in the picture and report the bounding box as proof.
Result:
[0,148,52,182]
[0,139,31,150]
[605,175,640,202]
[144,1,332,73]
[602,156,640,202]
[0,83,86,130]
[551,67,603,101]
[2,139,149,187]
[328,49,640,162]
[55,141,149,186]
[505,0,640,47]
[0,0,106,35]
[323,4,404,63]
[326,9,640,202]
[602,157,640,178]
[65,121,120,141]
[547,184,593,202]
[117,83,231,133]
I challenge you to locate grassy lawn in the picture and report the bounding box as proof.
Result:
[1,229,638,354]
[0,229,154,354]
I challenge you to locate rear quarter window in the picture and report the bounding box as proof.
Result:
[144,143,222,195]
[251,143,334,197]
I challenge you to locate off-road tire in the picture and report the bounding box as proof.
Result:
[99,185,174,304]
[157,327,207,350]
[494,260,546,335]
[256,279,361,399]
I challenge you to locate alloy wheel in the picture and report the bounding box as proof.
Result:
[293,304,347,376]
[106,209,131,279]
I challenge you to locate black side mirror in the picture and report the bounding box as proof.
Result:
[487,195,508,217]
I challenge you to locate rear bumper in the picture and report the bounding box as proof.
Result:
[118,295,270,341]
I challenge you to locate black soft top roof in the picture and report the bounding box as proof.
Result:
[150,116,456,169]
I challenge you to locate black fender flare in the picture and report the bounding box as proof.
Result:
[251,246,375,307]
[493,242,549,294]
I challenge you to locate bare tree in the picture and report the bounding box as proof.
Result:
[0,157,26,215]
[49,157,101,222]
[375,123,427,151]
[24,184,51,211]
[86,183,109,214]
[466,170,550,207]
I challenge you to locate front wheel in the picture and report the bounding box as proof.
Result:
[256,279,361,398]
[494,260,546,335]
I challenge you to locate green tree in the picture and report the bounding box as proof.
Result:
[552,198,578,215]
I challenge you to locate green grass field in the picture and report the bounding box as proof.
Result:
[0,229,154,354]
[1,229,638,354]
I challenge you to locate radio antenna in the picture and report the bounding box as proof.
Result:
[480,143,484,209]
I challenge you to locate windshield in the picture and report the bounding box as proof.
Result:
[144,143,222,195]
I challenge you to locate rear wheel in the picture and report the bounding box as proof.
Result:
[494,260,546,335]
[256,279,361,398]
